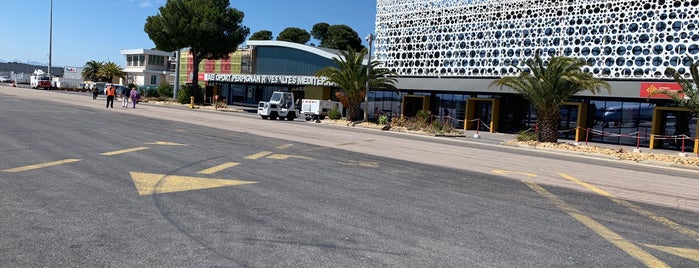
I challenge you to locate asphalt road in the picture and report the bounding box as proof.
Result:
[1,87,699,267]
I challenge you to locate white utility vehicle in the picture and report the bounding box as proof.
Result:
[300,99,343,121]
[257,91,297,121]
[29,69,53,89]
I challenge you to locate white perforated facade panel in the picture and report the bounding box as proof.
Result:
[375,0,699,80]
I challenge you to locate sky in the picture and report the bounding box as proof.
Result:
[0,0,377,68]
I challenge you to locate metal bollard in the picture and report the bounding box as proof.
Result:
[189,96,194,109]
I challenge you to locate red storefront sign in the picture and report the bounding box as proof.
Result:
[639,82,683,99]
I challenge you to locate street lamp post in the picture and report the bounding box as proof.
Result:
[364,33,374,122]
[48,0,53,77]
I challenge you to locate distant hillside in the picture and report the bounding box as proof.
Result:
[0,62,64,76]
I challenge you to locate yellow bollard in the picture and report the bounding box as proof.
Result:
[574,127,581,144]
[189,96,194,109]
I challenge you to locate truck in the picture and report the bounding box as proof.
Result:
[29,69,53,89]
[300,99,343,121]
[257,91,297,121]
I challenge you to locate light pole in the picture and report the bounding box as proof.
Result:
[48,0,53,77]
[364,33,374,122]
[174,49,180,99]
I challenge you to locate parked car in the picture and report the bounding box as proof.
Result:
[0,76,12,83]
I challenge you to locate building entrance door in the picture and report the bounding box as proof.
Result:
[465,98,500,133]
[650,107,697,153]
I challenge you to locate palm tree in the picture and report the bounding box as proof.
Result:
[490,53,610,142]
[315,48,398,121]
[660,60,699,117]
[98,62,125,84]
[82,60,104,82]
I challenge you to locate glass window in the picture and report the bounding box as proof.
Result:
[150,75,157,85]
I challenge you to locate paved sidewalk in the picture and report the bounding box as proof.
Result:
[216,101,699,163]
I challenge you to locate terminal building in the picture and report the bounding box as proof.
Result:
[180,0,697,152]
[371,0,698,152]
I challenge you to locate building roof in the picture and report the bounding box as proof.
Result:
[246,40,368,64]
[119,49,174,57]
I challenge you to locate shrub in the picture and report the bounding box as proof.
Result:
[328,107,342,120]
[515,130,537,141]
[144,88,159,98]
[177,85,193,104]
[157,81,173,98]
[378,114,389,125]
[390,117,408,128]
[176,85,203,104]
[430,119,444,133]
[215,100,227,109]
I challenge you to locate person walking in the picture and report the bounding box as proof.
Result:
[129,87,140,108]
[105,84,116,108]
[120,86,130,108]
[91,84,98,100]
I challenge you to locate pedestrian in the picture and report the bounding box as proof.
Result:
[120,86,130,108]
[105,84,116,108]
[129,87,140,108]
[91,84,98,100]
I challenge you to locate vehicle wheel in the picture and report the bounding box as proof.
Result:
[261,115,268,119]
[286,112,295,121]
[319,115,326,120]
[270,112,278,120]
[305,116,311,121]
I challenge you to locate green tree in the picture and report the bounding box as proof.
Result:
[82,60,104,82]
[144,0,249,103]
[250,30,273,40]
[660,60,699,117]
[276,27,310,44]
[489,53,610,142]
[97,62,125,83]
[323,25,364,51]
[316,48,398,121]
[311,22,329,44]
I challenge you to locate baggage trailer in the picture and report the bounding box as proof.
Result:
[300,99,343,121]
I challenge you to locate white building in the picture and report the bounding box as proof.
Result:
[120,48,175,88]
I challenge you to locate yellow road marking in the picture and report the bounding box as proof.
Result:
[245,151,273,159]
[524,181,669,268]
[2,158,81,172]
[100,147,149,156]
[560,173,699,242]
[275,144,293,149]
[644,244,699,262]
[493,169,508,175]
[338,160,378,168]
[493,169,537,177]
[197,162,240,175]
[129,172,256,196]
[144,141,188,146]
[267,154,311,160]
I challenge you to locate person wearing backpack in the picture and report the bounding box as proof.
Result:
[91,85,98,100]
[120,86,130,108]
[105,84,116,108]
[129,87,140,108]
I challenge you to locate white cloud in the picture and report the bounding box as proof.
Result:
[139,0,153,8]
